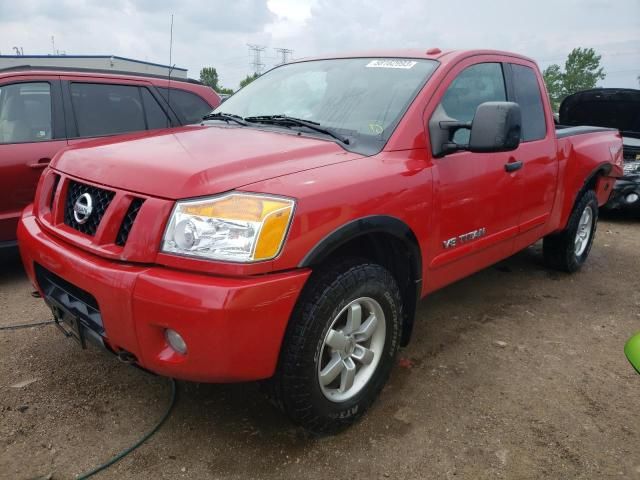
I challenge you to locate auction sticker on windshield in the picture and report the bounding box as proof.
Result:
[366,59,417,69]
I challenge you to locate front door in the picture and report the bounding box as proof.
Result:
[0,78,66,243]
[426,62,523,290]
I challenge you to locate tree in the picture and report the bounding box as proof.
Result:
[239,72,259,89]
[200,67,234,95]
[199,67,220,91]
[542,64,564,112]
[542,47,606,112]
[562,48,606,96]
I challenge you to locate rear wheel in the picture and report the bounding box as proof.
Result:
[543,190,598,272]
[264,259,403,434]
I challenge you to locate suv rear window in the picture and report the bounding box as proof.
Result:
[141,88,171,129]
[0,82,52,144]
[70,83,146,137]
[158,87,212,124]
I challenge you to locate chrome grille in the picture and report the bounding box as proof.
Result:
[623,161,640,176]
[63,181,115,236]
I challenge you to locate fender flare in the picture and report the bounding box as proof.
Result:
[558,162,613,232]
[299,215,422,277]
[299,215,423,346]
[583,162,612,189]
[575,162,613,208]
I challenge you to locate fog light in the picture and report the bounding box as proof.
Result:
[165,329,187,355]
[626,193,639,204]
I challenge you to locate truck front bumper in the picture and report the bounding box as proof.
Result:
[18,212,310,382]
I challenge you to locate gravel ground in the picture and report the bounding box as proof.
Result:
[1,215,639,480]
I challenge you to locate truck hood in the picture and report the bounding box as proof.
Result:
[53,125,362,199]
[559,88,640,136]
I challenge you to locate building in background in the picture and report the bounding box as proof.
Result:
[0,55,187,78]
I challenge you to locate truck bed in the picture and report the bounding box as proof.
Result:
[555,125,616,138]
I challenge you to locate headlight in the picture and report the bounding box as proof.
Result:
[162,192,295,262]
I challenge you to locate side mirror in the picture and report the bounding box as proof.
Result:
[429,101,521,157]
[468,101,521,153]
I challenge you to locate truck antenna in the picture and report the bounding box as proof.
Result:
[167,14,174,128]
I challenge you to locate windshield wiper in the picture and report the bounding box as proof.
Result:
[244,115,350,145]
[202,112,248,126]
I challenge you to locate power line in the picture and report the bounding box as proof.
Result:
[247,44,266,75]
[274,47,294,65]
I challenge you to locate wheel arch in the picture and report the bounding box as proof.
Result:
[299,215,422,346]
[582,162,612,193]
[558,161,613,231]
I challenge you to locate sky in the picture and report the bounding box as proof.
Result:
[1,0,639,90]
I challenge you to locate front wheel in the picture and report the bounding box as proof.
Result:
[543,190,599,272]
[264,259,403,434]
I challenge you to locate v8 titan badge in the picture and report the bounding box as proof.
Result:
[443,227,487,249]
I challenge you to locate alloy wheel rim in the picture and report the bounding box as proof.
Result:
[574,205,593,257]
[317,297,386,402]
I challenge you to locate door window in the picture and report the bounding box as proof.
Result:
[0,82,52,144]
[70,83,146,137]
[158,87,212,124]
[510,64,546,141]
[141,88,171,129]
[439,63,507,144]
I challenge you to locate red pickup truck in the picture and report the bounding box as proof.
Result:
[0,67,220,246]
[18,49,623,434]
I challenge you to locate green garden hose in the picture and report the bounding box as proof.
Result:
[76,378,177,479]
[1,321,178,479]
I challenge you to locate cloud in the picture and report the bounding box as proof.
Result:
[1,0,638,89]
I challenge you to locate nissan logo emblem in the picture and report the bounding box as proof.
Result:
[73,193,94,224]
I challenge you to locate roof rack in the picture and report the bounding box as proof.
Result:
[0,64,202,85]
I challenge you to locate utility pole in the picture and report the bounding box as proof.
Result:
[274,48,293,65]
[247,44,266,75]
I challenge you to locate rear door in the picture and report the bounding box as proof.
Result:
[505,62,558,249]
[426,60,523,289]
[0,76,66,243]
[60,78,176,147]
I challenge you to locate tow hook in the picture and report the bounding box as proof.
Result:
[117,350,138,364]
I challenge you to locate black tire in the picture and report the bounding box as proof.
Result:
[264,258,403,435]
[543,190,599,273]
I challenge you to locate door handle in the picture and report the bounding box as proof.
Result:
[28,158,51,169]
[504,160,523,173]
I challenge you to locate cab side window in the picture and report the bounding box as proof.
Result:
[439,63,507,144]
[510,64,546,141]
[0,82,52,144]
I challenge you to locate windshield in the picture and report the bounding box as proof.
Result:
[215,57,438,154]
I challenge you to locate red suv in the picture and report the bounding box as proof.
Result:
[0,67,220,246]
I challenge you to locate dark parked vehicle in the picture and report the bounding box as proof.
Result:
[0,67,220,246]
[559,88,640,211]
